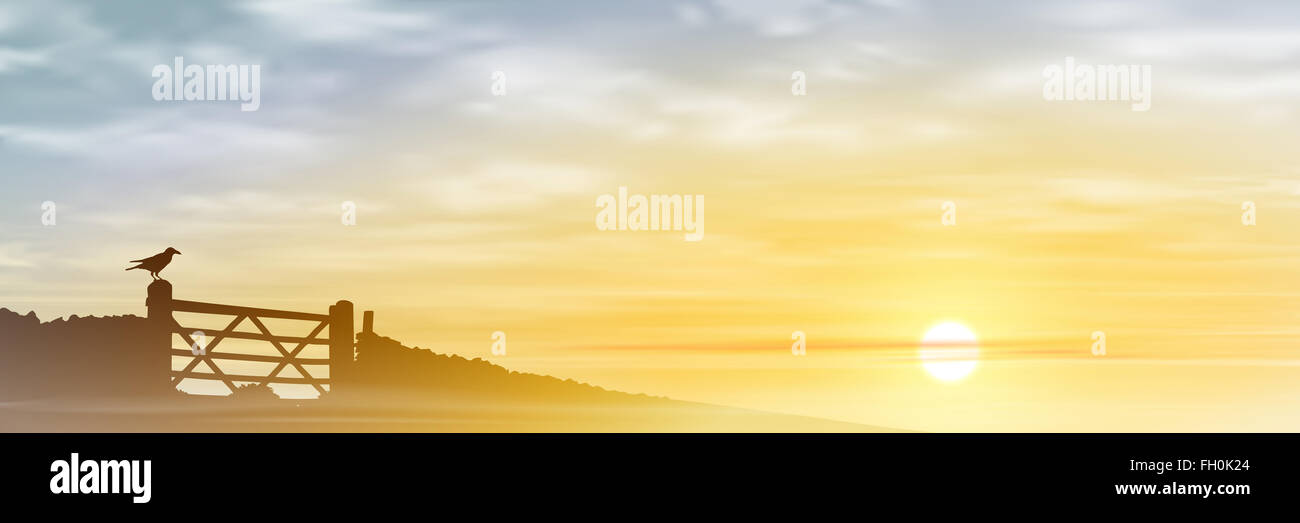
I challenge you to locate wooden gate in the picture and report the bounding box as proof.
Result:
[147,280,356,397]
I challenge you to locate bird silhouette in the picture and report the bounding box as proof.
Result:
[125,247,181,280]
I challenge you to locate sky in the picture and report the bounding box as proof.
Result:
[2,0,1300,431]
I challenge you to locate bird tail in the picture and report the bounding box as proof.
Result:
[125,265,140,271]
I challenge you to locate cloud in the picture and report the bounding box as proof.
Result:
[1041,174,1214,206]
[416,44,676,140]
[708,0,912,37]
[712,0,847,37]
[1037,1,1171,28]
[0,47,47,73]
[1108,30,1300,63]
[422,162,605,215]
[657,93,863,148]
[1165,70,1300,102]
[0,116,321,161]
[674,4,711,27]
[238,0,440,44]
[0,244,35,268]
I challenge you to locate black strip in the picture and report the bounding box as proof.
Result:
[0,433,1290,510]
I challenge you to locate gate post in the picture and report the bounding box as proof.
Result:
[147,280,174,394]
[329,300,354,395]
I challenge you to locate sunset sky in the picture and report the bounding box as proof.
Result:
[2,0,1299,431]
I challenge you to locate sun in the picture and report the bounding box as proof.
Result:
[919,322,979,383]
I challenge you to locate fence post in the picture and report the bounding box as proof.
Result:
[147,280,174,394]
[329,300,354,395]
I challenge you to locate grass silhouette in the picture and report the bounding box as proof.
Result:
[0,308,893,432]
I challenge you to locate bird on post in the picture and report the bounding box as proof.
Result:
[125,247,181,280]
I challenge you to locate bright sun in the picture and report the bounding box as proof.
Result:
[919,322,979,383]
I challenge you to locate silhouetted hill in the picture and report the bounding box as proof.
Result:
[0,309,895,432]
[352,332,660,404]
[0,308,161,400]
[0,308,653,405]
